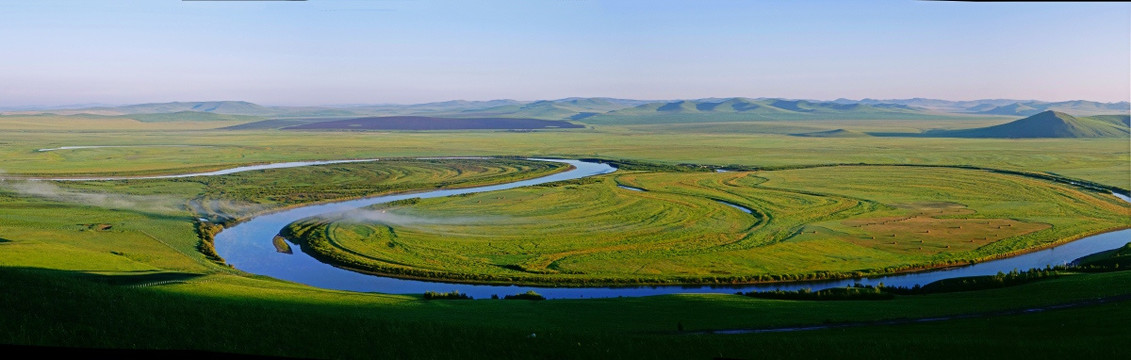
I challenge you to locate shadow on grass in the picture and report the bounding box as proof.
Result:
[0,267,205,288]
[78,271,205,286]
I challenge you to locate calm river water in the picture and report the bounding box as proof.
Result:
[212,158,1131,299]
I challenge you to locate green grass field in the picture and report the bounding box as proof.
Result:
[1,119,1129,358]
[1,265,1128,359]
[0,159,568,275]
[283,166,1129,285]
[1,118,1127,189]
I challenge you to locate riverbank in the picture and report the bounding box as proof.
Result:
[221,160,1130,298]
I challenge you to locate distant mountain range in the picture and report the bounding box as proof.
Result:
[4,98,1126,123]
[6,99,1127,138]
[970,100,1130,116]
[833,98,1130,116]
[580,98,940,124]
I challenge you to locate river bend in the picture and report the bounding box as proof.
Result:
[211,159,1131,299]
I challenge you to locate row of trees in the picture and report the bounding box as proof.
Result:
[741,285,894,301]
[423,291,471,300]
[194,220,225,264]
[422,290,545,300]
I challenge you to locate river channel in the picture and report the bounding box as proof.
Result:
[211,159,1131,299]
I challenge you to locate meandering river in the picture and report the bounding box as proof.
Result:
[208,158,1131,299]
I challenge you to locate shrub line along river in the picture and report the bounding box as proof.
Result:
[43,157,1131,299]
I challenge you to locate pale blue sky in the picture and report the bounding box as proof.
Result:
[1,0,1128,106]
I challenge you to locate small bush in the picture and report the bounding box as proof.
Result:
[423,291,472,300]
[503,290,545,301]
[742,285,893,301]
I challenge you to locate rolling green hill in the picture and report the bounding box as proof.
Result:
[78,101,366,118]
[105,101,273,115]
[118,111,264,122]
[976,103,1041,116]
[1086,115,1131,127]
[580,98,948,124]
[927,111,1130,138]
[18,98,1126,123]
[282,116,585,130]
[466,101,587,120]
[552,97,648,111]
[459,99,640,120]
[975,101,1129,117]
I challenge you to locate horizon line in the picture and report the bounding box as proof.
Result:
[2,96,1129,110]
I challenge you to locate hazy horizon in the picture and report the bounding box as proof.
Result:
[2,1,1128,107]
[6,95,1131,110]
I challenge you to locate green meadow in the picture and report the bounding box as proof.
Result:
[0,118,1129,358]
[0,159,566,274]
[283,166,1129,285]
[1,264,1129,359]
[1,116,1127,189]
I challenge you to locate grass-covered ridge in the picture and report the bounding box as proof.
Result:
[1075,242,1131,269]
[282,165,1130,286]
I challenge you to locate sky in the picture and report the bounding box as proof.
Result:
[1,0,1128,106]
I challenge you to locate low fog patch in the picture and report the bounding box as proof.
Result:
[331,208,491,227]
[1,171,262,219]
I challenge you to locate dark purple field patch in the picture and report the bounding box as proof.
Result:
[283,116,584,130]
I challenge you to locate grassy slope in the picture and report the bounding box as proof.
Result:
[106,101,272,115]
[283,167,1129,285]
[462,100,622,120]
[0,266,1128,359]
[282,116,584,130]
[929,111,1130,138]
[119,111,265,123]
[1075,242,1131,268]
[0,114,254,131]
[976,100,1129,116]
[580,98,963,125]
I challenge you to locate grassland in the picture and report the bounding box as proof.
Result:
[1,120,1127,189]
[924,111,1130,138]
[1,265,1129,359]
[283,166,1129,285]
[0,159,567,274]
[1,117,1129,358]
[1075,242,1131,268]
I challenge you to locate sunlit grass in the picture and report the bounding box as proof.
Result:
[285,166,1130,285]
